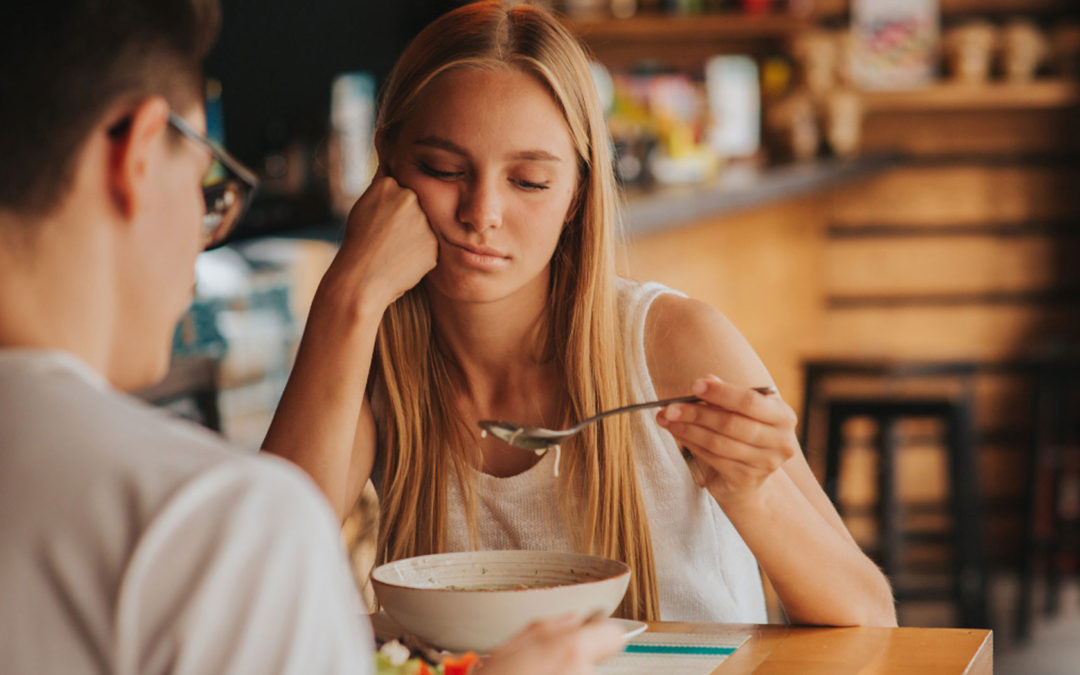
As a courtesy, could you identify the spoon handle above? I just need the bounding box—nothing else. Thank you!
[573,386,777,432]
[577,395,701,429]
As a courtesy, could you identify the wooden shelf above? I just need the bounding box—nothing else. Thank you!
[861,80,1080,113]
[562,13,805,69]
[811,0,1075,19]
[562,13,805,43]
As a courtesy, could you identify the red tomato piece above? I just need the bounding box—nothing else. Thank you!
[442,652,480,675]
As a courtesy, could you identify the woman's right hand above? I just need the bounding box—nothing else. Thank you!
[477,614,626,675]
[331,168,438,310]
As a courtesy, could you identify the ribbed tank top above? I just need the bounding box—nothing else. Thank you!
[441,279,768,622]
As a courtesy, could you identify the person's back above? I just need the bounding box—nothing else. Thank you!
[0,2,630,672]
[0,349,372,673]
[0,2,375,671]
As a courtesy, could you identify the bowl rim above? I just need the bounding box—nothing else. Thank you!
[371,550,631,593]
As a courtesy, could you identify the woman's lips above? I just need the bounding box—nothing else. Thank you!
[441,237,510,270]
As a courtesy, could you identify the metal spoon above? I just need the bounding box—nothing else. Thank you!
[478,386,777,452]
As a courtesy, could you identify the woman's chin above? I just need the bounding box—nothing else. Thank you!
[425,263,552,308]
[426,269,506,304]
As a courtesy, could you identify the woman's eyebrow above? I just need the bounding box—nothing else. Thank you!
[414,136,562,162]
[415,136,465,154]
[511,149,562,162]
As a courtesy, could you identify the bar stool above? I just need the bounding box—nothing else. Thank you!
[1015,355,1080,641]
[820,395,988,628]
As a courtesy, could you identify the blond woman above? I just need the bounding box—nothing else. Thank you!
[265,0,895,627]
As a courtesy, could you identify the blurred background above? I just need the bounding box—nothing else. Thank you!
[141,1,1080,671]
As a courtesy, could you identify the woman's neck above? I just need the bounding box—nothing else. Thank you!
[427,272,559,416]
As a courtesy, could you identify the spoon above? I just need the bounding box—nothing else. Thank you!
[478,386,777,452]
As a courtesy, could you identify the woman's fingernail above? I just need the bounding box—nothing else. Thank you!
[666,405,683,420]
[691,379,707,395]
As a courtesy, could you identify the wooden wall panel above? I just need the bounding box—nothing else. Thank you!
[821,305,1079,360]
[828,166,1080,226]
[860,110,1080,156]
[623,155,1077,594]
[825,236,1078,296]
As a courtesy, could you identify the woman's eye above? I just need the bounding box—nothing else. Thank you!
[513,178,550,191]
[417,162,463,180]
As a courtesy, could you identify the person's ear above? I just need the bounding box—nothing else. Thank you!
[107,97,171,221]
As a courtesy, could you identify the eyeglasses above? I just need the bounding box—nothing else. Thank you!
[166,112,259,249]
[108,111,259,249]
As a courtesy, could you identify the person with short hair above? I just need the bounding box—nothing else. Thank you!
[0,2,624,673]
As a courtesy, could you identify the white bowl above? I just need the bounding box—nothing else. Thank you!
[371,550,631,653]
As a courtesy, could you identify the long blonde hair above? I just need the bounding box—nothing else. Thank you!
[371,1,659,620]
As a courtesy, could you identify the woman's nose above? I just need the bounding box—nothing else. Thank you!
[456,178,502,233]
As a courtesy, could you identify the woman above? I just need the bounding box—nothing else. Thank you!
[265,0,895,626]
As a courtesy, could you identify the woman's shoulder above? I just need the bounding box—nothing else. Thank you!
[641,288,771,399]
[646,291,734,342]
[615,276,684,305]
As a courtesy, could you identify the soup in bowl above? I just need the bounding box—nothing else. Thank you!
[371,550,631,653]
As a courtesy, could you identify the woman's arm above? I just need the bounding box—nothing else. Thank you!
[645,294,897,627]
[262,175,436,520]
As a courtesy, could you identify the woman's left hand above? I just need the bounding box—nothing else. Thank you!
[657,375,800,507]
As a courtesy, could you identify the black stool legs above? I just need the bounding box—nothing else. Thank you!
[822,398,988,628]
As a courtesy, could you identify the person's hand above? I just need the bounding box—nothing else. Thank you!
[476,614,626,675]
[330,166,438,309]
[657,375,799,506]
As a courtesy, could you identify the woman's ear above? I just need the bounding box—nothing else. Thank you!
[107,97,170,221]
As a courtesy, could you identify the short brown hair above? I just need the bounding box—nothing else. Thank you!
[0,0,221,216]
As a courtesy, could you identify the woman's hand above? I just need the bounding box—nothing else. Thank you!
[477,614,625,675]
[657,375,800,507]
[329,168,438,310]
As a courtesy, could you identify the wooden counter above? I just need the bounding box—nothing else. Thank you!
[646,621,993,674]
[621,155,897,235]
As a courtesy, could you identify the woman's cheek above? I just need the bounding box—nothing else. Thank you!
[404,176,455,223]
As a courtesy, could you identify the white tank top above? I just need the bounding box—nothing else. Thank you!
[444,279,768,623]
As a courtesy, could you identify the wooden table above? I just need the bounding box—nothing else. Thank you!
[373,612,992,673]
[647,622,993,674]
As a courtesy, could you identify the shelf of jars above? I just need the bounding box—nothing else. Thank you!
[561,12,805,41]
[810,0,1076,19]
[860,78,1080,112]
[561,11,805,68]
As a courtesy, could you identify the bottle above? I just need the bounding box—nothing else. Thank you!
[328,72,376,217]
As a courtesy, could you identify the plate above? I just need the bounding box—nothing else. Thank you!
[610,618,647,640]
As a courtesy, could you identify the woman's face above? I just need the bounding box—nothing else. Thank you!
[388,67,579,304]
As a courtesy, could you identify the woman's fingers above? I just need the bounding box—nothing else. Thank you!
[660,402,785,450]
[687,375,796,428]
[332,173,438,307]
[663,418,794,471]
